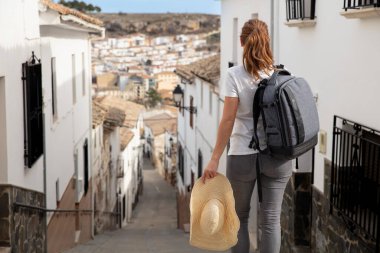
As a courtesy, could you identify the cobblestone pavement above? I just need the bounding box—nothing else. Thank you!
[64,159,223,253]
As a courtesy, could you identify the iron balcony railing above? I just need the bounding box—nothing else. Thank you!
[330,116,380,252]
[343,0,380,10]
[286,0,316,21]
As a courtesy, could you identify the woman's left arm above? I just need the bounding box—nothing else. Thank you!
[201,96,239,183]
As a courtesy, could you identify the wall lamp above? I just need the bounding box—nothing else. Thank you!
[172,84,197,114]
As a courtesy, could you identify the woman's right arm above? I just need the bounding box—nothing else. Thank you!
[201,96,239,183]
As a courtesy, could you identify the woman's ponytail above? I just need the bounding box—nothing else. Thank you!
[241,19,273,80]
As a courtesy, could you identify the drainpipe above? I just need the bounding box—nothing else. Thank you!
[42,112,48,253]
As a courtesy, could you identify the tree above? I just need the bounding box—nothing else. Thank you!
[58,0,102,13]
[145,88,162,108]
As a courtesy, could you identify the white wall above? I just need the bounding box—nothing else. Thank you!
[195,79,226,177]
[0,0,43,191]
[40,26,92,211]
[277,1,380,192]
[220,0,271,99]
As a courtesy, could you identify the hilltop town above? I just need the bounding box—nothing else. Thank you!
[92,30,220,103]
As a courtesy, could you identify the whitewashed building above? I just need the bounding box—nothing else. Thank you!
[0,0,104,252]
[97,96,145,227]
[174,55,225,229]
[221,0,380,252]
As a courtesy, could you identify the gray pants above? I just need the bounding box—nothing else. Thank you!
[227,154,292,253]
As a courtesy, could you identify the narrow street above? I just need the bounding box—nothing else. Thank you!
[64,159,213,253]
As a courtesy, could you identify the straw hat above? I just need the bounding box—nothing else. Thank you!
[190,173,240,251]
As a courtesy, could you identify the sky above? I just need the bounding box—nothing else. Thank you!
[80,0,221,14]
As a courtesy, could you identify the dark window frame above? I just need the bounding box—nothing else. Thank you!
[343,0,380,10]
[190,96,194,129]
[83,139,89,195]
[285,0,316,21]
[22,54,44,168]
[198,150,203,178]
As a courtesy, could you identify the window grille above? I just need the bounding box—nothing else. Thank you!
[343,0,380,10]
[330,116,380,252]
[286,0,316,21]
[22,52,44,168]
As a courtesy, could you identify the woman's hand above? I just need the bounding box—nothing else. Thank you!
[201,159,219,183]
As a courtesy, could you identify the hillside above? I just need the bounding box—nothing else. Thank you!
[92,13,220,37]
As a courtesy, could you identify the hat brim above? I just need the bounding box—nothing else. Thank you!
[189,174,240,251]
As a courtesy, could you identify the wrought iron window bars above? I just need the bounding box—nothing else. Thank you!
[286,0,316,21]
[330,116,380,252]
[343,0,380,10]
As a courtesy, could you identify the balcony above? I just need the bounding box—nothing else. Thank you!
[330,116,380,252]
[341,0,380,18]
[285,0,317,27]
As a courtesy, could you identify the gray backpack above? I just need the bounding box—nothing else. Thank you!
[249,68,319,202]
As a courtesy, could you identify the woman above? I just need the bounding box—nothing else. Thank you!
[201,19,292,253]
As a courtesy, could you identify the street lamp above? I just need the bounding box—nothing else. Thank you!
[172,84,197,114]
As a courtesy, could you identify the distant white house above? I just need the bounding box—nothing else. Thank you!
[143,111,177,178]
[98,96,145,226]
[0,0,104,252]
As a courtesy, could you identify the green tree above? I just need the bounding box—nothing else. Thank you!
[59,0,102,13]
[145,88,162,108]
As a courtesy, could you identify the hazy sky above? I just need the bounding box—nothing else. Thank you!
[79,0,221,14]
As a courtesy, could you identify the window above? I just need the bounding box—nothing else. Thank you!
[178,145,184,181]
[51,57,57,121]
[198,150,203,178]
[190,96,194,129]
[330,116,380,249]
[22,55,44,168]
[285,0,316,21]
[123,195,126,220]
[343,0,380,10]
[56,179,60,205]
[82,52,86,96]
[72,54,76,104]
[83,139,89,195]
[209,90,212,115]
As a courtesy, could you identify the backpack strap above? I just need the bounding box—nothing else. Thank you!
[248,80,267,150]
[256,154,263,203]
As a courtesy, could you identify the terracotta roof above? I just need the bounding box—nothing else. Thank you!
[161,105,179,115]
[145,113,177,136]
[158,89,174,100]
[92,101,107,128]
[40,0,103,26]
[175,55,220,86]
[191,55,220,86]
[120,129,134,150]
[98,96,145,128]
[175,65,194,82]
[103,107,126,133]
[96,73,118,88]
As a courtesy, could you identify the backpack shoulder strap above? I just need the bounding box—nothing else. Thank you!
[249,80,267,150]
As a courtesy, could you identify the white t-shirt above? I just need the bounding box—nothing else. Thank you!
[225,65,273,156]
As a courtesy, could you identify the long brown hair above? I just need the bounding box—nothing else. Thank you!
[241,19,273,80]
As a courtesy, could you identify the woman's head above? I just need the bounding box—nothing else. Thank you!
[240,19,273,79]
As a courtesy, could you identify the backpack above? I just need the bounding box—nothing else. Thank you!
[249,67,319,202]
